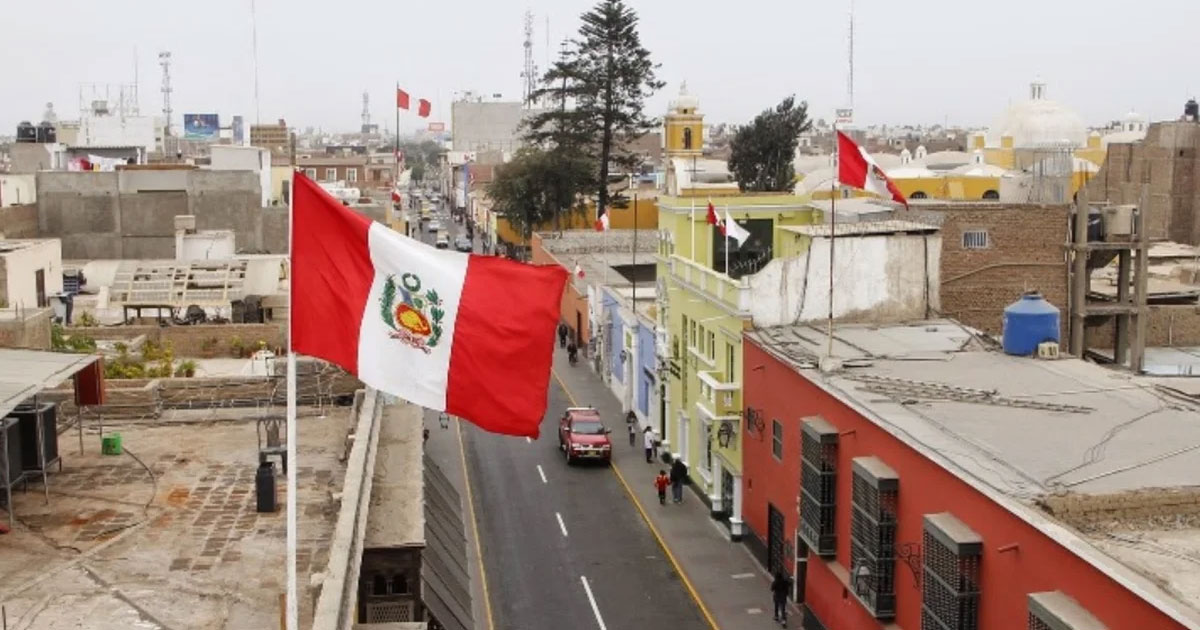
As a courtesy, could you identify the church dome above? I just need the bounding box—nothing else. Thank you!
[987,81,1087,149]
[670,82,700,113]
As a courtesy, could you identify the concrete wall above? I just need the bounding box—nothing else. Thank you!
[451,101,542,153]
[0,307,52,349]
[210,145,272,207]
[0,204,38,238]
[0,240,63,308]
[1088,305,1200,348]
[748,232,941,327]
[0,174,37,207]
[69,322,286,357]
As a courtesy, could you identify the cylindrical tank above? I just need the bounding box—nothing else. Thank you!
[255,462,277,513]
[1002,291,1061,356]
[36,121,56,143]
[16,121,36,143]
[1186,98,1199,121]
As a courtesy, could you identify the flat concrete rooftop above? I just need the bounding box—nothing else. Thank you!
[0,407,352,629]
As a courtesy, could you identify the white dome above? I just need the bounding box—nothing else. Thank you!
[670,82,700,112]
[988,83,1087,149]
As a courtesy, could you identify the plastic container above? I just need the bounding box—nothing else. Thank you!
[1002,291,1060,356]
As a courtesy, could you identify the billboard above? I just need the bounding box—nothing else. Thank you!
[232,115,245,144]
[183,114,220,140]
[427,122,446,132]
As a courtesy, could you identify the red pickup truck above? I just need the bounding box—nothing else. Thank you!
[558,407,612,465]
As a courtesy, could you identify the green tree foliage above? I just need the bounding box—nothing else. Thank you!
[525,0,663,217]
[399,140,442,183]
[728,96,813,192]
[488,147,593,240]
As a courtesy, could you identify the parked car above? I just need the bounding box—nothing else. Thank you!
[558,407,612,465]
[454,236,473,252]
[428,220,441,233]
[435,235,450,249]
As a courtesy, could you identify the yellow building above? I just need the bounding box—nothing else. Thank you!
[657,87,820,539]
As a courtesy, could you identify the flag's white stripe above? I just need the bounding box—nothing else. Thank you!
[357,223,469,411]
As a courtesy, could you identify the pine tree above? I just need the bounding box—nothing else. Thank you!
[728,96,813,192]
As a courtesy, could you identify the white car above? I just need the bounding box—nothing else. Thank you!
[428,220,441,232]
[435,235,450,249]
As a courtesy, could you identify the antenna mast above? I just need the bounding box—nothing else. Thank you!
[159,51,173,137]
[847,0,855,112]
[361,91,371,133]
[521,11,538,107]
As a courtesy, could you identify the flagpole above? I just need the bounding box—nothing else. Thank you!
[724,204,730,276]
[689,198,695,263]
[827,125,837,358]
[285,169,299,629]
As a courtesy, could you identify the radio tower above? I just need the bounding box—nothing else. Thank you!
[361,91,371,133]
[159,51,173,136]
[521,11,538,107]
[846,0,855,112]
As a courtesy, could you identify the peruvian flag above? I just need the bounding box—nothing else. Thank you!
[594,211,610,232]
[574,262,585,279]
[396,88,410,110]
[705,201,719,227]
[292,173,568,437]
[391,187,401,203]
[418,99,432,118]
[723,207,751,247]
[837,131,908,207]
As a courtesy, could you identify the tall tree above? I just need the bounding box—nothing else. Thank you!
[488,147,592,244]
[728,96,813,192]
[526,0,663,219]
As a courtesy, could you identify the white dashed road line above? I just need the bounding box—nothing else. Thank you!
[526,436,532,444]
[580,576,608,630]
[556,512,569,537]
[537,465,547,484]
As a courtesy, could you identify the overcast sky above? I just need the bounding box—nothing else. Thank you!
[3,0,1197,135]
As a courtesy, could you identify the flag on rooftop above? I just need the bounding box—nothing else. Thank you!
[418,99,432,118]
[396,88,411,110]
[705,201,719,227]
[837,131,908,208]
[291,173,567,437]
[594,211,610,232]
[723,208,750,247]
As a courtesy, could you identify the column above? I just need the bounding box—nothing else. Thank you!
[730,472,745,541]
[709,456,724,517]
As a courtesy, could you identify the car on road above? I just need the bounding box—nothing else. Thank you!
[435,235,450,249]
[428,220,441,232]
[558,407,611,464]
[454,236,473,252]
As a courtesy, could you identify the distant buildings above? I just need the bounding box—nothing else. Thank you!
[250,120,290,155]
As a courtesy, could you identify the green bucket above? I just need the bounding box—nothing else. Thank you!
[101,433,123,456]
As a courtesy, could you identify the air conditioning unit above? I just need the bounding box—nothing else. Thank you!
[1037,342,1061,360]
[1102,205,1135,240]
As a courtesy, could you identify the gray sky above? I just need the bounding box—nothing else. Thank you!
[3,0,1197,135]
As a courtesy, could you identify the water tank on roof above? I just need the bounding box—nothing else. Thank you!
[1186,98,1199,122]
[36,121,56,143]
[1002,291,1060,356]
[16,121,36,143]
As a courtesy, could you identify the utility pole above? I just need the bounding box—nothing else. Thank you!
[159,51,173,137]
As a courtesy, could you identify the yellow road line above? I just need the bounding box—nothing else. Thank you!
[456,418,496,630]
[552,369,720,630]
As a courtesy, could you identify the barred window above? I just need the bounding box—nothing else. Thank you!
[962,229,989,249]
[921,513,981,630]
[798,417,838,557]
[772,420,784,460]
[850,456,899,619]
[1028,592,1109,630]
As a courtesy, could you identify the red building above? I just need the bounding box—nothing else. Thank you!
[741,321,1200,630]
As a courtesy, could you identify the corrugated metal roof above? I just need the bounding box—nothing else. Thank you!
[421,454,472,630]
[0,349,98,418]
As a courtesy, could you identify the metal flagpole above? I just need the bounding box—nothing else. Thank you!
[827,125,837,358]
[632,178,638,305]
[724,205,730,276]
[285,165,299,629]
[689,198,696,262]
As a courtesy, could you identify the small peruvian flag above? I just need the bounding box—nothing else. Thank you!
[396,88,410,111]
[594,212,610,232]
[574,262,585,279]
[418,99,432,118]
[837,131,908,207]
[391,188,401,203]
[705,201,719,227]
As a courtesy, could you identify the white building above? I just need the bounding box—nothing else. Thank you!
[210,145,272,207]
[0,174,36,207]
[0,239,63,309]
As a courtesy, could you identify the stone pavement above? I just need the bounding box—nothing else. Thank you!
[549,348,802,630]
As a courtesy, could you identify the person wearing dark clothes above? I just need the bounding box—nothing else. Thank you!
[626,411,637,447]
[557,322,568,348]
[567,341,578,365]
[771,570,791,626]
[654,470,670,505]
[669,458,688,503]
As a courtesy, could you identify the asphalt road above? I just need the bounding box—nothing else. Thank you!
[412,195,708,630]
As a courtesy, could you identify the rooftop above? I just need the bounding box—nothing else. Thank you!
[365,403,424,548]
[537,231,656,298]
[748,320,1200,626]
[0,405,353,629]
[780,219,937,238]
[0,348,98,418]
[0,239,56,255]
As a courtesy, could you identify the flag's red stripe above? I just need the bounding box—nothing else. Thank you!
[292,173,374,374]
[445,256,567,437]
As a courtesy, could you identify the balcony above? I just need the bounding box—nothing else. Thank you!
[696,369,741,421]
[668,255,752,316]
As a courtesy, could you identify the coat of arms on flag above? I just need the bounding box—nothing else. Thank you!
[380,273,445,353]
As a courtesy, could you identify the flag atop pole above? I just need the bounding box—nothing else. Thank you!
[836,130,908,207]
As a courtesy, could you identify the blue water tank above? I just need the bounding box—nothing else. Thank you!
[1002,291,1061,356]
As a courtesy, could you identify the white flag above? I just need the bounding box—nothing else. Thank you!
[724,208,750,247]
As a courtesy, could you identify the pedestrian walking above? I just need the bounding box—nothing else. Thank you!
[626,411,638,447]
[771,570,791,626]
[669,458,688,503]
[643,426,655,463]
[557,322,568,348]
[654,470,670,505]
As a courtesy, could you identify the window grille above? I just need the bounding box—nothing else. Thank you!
[798,417,837,557]
[850,456,898,619]
[921,513,981,630]
[772,420,784,460]
[1027,591,1109,630]
[962,230,989,249]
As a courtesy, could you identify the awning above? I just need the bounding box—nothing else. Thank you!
[0,349,99,418]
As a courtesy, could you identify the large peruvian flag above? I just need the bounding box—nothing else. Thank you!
[837,131,908,207]
[292,173,567,437]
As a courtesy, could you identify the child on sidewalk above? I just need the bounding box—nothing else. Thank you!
[654,470,670,505]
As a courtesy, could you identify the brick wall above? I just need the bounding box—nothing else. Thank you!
[1087,304,1200,348]
[914,203,1070,336]
[0,308,52,349]
[69,323,285,357]
[0,204,38,238]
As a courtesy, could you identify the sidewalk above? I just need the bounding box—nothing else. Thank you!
[550,348,801,630]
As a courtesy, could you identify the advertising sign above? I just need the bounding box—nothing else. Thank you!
[835,108,854,125]
[427,122,446,132]
[183,114,220,140]
[232,115,245,144]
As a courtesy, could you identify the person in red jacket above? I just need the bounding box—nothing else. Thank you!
[654,470,670,505]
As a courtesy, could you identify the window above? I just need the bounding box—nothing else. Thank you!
[697,326,706,354]
[771,420,784,460]
[850,456,899,619]
[799,417,838,557]
[981,189,999,200]
[706,330,715,361]
[325,167,338,181]
[713,217,773,278]
[725,343,734,382]
[961,230,989,250]
[922,513,981,630]
[689,319,697,348]
[683,127,693,150]
[347,168,358,183]
[391,574,409,595]
[911,191,928,199]
[701,422,712,473]
[305,168,316,179]
[1028,592,1107,630]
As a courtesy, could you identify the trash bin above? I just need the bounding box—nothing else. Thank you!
[101,433,122,456]
[256,462,277,513]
